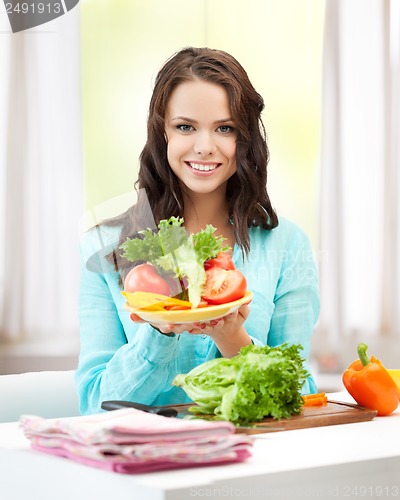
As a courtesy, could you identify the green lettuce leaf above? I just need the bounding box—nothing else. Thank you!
[173,343,309,423]
[156,234,205,307]
[119,217,188,263]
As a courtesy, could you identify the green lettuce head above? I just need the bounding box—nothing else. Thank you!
[173,343,309,423]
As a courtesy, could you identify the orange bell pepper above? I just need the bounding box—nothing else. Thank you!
[342,343,400,416]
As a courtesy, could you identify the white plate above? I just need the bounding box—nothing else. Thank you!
[127,291,253,325]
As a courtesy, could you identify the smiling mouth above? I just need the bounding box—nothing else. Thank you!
[186,162,221,172]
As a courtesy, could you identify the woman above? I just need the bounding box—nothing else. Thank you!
[76,47,320,415]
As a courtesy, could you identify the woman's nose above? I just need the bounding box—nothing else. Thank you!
[193,132,216,156]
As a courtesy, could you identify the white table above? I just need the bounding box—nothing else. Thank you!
[1,392,399,500]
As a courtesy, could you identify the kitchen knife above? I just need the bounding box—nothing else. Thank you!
[101,400,179,417]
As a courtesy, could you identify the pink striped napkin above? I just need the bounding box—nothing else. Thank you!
[20,408,253,474]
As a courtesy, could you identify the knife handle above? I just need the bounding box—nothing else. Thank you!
[101,400,178,417]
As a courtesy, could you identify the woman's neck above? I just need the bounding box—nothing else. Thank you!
[183,190,235,248]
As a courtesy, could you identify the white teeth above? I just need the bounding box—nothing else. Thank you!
[189,162,218,171]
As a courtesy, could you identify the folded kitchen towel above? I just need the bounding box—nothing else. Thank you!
[20,408,253,474]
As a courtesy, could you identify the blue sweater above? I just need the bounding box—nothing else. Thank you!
[75,218,320,415]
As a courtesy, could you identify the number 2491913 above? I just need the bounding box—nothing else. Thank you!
[5,3,62,14]
[343,485,399,497]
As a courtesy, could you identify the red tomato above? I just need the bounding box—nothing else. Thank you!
[204,252,235,271]
[201,268,247,305]
[124,263,171,295]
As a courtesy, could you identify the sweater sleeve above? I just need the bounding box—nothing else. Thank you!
[268,226,320,394]
[75,228,185,415]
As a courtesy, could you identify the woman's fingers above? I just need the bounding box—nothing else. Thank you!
[130,313,145,323]
[237,304,251,321]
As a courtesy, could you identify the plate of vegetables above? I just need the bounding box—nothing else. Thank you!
[120,217,251,324]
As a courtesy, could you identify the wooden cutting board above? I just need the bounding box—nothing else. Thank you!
[167,400,378,434]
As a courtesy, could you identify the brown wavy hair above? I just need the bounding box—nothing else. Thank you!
[103,47,278,280]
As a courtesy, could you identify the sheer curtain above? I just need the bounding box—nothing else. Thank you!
[0,9,82,347]
[316,0,400,365]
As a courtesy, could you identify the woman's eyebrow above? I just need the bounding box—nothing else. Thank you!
[214,118,234,124]
[171,116,234,124]
[171,116,197,123]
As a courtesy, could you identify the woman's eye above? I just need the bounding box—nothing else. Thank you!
[218,125,234,133]
[177,124,194,132]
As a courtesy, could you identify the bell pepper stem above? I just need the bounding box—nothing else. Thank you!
[357,343,370,367]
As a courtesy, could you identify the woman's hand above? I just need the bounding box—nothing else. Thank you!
[186,304,250,337]
[203,304,252,358]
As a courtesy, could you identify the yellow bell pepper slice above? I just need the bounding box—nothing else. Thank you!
[121,291,192,311]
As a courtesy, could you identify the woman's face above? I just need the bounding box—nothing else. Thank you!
[165,79,237,196]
